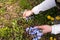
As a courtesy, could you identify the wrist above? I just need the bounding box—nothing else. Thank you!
[31,10,34,15]
[50,26,52,33]
[31,10,34,13]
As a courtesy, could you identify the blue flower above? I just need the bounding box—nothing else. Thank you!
[26,28,29,32]
[33,37,38,40]
[26,26,43,40]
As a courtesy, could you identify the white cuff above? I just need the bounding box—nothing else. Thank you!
[51,24,60,34]
[32,5,42,14]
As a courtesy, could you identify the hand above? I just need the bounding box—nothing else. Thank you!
[36,25,52,34]
[23,10,33,18]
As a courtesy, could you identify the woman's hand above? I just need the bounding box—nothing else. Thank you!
[36,25,52,34]
[23,10,33,18]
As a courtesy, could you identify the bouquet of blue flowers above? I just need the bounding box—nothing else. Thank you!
[26,26,43,40]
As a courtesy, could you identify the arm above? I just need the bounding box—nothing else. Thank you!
[36,24,60,34]
[51,24,60,34]
[23,0,56,18]
[32,0,56,14]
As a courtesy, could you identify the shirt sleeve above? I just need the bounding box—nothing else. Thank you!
[32,0,56,14]
[51,24,60,34]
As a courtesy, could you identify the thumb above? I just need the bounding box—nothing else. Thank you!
[23,10,27,17]
[42,30,47,34]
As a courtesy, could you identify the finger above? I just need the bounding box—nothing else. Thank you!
[23,13,26,18]
[23,12,26,17]
[42,30,47,34]
[23,14,26,18]
[23,10,27,17]
[35,26,44,29]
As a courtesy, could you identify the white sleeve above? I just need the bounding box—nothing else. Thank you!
[32,0,56,14]
[51,24,60,34]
